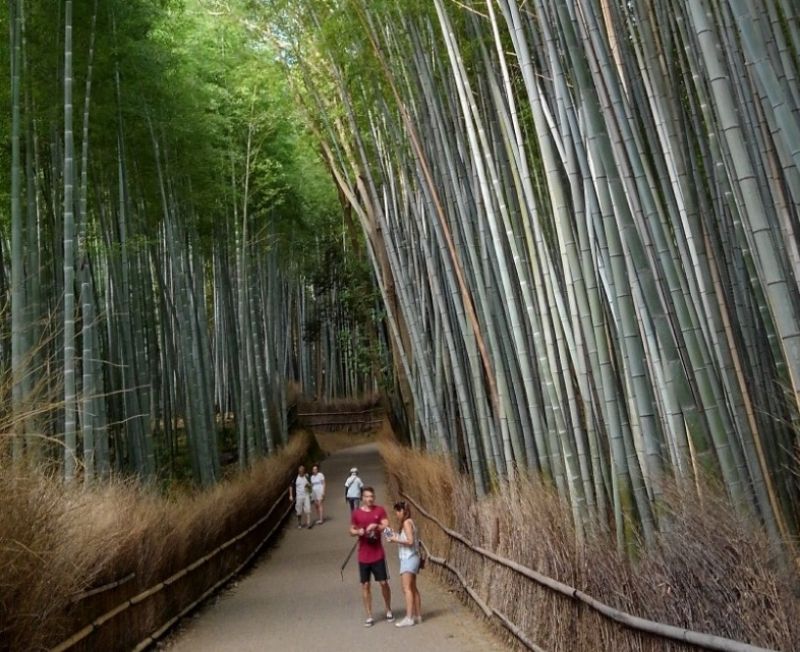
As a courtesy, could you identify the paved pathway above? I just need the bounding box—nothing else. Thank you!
[166,442,507,652]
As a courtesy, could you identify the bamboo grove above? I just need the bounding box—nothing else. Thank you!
[0,0,381,486]
[270,0,800,547]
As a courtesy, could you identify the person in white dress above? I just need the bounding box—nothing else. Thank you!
[310,464,326,525]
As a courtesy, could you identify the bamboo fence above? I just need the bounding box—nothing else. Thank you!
[402,492,776,652]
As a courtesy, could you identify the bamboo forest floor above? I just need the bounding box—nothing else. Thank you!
[163,442,507,652]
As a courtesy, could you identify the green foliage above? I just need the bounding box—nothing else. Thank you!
[0,0,341,250]
[0,0,377,480]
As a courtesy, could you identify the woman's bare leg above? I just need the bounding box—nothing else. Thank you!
[401,573,414,619]
[411,574,421,620]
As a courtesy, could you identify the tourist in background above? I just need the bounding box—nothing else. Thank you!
[288,464,312,529]
[310,463,326,524]
[345,467,363,512]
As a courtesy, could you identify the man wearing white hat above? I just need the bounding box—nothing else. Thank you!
[344,467,364,512]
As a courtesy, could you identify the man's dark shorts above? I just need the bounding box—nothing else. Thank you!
[359,559,389,583]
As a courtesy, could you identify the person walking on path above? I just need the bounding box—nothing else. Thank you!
[289,464,313,529]
[344,467,364,512]
[386,501,422,627]
[311,463,326,524]
[349,486,393,627]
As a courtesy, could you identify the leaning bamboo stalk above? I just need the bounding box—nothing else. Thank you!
[350,0,500,423]
[687,2,800,418]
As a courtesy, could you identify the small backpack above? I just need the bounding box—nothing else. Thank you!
[418,545,427,570]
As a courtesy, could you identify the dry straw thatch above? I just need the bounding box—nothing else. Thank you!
[0,430,312,651]
[380,432,800,651]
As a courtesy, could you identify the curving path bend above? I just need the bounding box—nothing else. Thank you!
[165,442,507,652]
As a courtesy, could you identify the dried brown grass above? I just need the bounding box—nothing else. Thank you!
[286,380,302,407]
[0,431,312,651]
[380,436,800,651]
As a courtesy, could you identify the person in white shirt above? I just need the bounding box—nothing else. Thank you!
[345,468,364,512]
[310,464,326,525]
[288,464,312,529]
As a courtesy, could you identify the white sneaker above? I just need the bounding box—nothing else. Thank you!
[364,617,374,627]
[385,610,394,622]
[395,617,415,628]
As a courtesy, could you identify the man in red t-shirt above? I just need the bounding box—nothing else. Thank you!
[349,486,393,627]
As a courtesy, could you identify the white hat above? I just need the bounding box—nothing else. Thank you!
[350,467,358,474]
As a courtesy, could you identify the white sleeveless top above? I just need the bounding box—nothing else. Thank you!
[397,521,420,561]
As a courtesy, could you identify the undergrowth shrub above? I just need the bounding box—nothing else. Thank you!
[380,434,800,651]
[0,430,312,651]
[0,473,114,650]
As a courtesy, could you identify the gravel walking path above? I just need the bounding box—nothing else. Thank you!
[165,442,507,652]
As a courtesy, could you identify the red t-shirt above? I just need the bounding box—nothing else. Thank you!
[351,505,388,563]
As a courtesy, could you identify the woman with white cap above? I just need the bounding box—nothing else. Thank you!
[344,467,364,512]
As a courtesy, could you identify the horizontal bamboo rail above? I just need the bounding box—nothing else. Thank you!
[297,405,383,417]
[299,419,384,428]
[296,406,383,417]
[70,573,136,603]
[51,496,292,652]
[402,493,776,652]
[421,541,546,652]
[131,501,292,652]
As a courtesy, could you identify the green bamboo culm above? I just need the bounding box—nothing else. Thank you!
[274,0,800,546]
[63,0,77,482]
[1,0,375,486]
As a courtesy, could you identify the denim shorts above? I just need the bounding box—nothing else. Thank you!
[399,554,420,575]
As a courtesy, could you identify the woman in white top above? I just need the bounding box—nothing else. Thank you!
[386,500,422,627]
[288,464,312,529]
[310,464,326,525]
